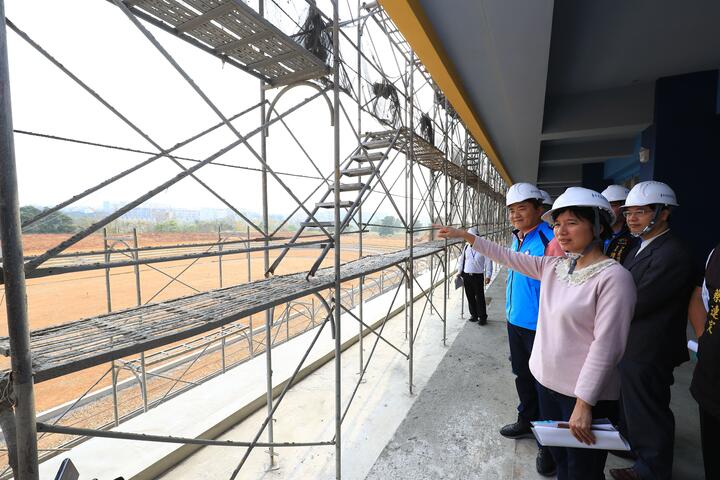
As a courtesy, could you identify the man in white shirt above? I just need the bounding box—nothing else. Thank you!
[456,226,493,325]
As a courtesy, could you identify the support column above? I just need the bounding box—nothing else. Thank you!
[0,3,40,475]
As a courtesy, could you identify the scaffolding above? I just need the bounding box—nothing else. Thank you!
[0,1,509,478]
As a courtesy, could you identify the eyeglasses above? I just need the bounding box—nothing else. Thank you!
[622,209,651,218]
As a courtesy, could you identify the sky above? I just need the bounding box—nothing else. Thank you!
[5,0,466,225]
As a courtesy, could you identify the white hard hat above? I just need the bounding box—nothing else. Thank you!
[538,190,553,207]
[541,187,616,225]
[468,226,479,235]
[601,185,630,203]
[623,181,679,208]
[506,182,543,207]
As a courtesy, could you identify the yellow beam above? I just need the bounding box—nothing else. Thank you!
[378,0,513,185]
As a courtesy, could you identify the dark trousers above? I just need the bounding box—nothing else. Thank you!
[461,272,487,321]
[507,322,539,423]
[699,404,720,480]
[619,360,675,480]
[537,384,610,480]
[606,400,623,434]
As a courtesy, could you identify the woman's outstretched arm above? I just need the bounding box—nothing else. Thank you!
[434,225,545,280]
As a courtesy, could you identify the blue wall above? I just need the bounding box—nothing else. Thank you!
[639,70,720,263]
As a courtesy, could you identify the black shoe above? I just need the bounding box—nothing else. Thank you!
[478,317,487,326]
[536,446,556,477]
[468,317,478,323]
[609,467,641,480]
[499,418,533,439]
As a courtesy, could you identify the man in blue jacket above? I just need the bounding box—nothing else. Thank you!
[499,183,560,477]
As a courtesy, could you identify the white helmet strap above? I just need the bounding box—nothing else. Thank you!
[566,207,603,274]
[632,204,663,238]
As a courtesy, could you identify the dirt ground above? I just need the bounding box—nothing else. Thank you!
[0,231,417,412]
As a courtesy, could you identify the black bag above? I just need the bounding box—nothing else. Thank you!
[455,246,466,290]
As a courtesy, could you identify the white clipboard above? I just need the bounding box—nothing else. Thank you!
[531,419,631,451]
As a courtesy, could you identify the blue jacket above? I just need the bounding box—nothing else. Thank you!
[506,222,554,331]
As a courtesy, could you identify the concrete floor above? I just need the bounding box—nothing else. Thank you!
[74,265,702,480]
[155,269,471,480]
[366,269,704,480]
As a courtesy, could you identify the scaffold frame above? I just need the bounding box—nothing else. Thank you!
[0,1,509,478]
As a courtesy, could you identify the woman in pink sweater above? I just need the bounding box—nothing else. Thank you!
[438,187,636,480]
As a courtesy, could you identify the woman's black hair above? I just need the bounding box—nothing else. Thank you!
[550,206,613,241]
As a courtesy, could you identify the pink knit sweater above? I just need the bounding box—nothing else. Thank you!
[471,236,636,405]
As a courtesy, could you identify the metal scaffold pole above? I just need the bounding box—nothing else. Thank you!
[429,171,435,318]
[403,53,409,343]
[217,226,224,289]
[132,228,149,412]
[0,3,514,476]
[463,131,468,228]
[247,226,254,358]
[356,0,364,375]
[332,1,342,478]
[102,229,121,427]
[0,2,40,477]
[443,108,449,342]
[258,0,276,470]
[408,51,415,395]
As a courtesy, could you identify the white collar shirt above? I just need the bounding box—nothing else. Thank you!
[457,244,493,277]
[635,228,670,256]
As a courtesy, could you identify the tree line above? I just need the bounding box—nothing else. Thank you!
[373,215,426,236]
[20,206,74,233]
[18,206,299,234]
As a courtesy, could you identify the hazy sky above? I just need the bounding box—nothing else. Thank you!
[5,0,464,224]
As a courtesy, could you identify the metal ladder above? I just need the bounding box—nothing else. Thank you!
[466,137,482,170]
[266,129,403,279]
